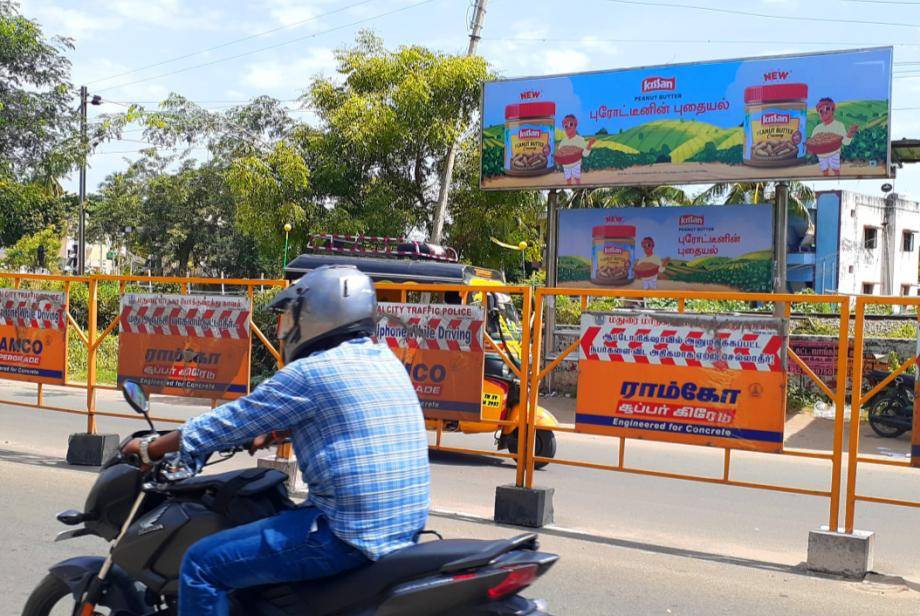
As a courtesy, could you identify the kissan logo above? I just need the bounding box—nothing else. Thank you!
[518,128,543,139]
[679,214,704,226]
[641,76,676,93]
[761,112,790,125]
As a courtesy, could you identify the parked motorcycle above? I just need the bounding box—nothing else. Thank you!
[23,380,558,616]
[864,369,914,438]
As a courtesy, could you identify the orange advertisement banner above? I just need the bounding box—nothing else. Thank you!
[117,294,251,400]
[376,303,485,421]
[0,289,67,385]
[576,311,788,452]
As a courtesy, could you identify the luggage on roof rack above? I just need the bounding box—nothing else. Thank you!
[307,234,459,263]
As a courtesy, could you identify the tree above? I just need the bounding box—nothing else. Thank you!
[0,1,79,181]
[0,174,66,246]
[446,137,543,274]
[305,31,488,235]
[581,185,692,208]
[2,226,61,272]
[694,181,814,207]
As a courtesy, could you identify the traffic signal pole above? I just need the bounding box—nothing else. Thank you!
[78,85,88,275]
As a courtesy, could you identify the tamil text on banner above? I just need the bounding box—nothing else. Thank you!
[481,48,892,190]
[576,311,788,452]
[117,294,251,399]
[376,303,484,421]
[0,289,66,384]
[557,205,773,292]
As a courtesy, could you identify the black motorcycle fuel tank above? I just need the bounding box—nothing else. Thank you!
[84,463,143,541]
[114,500,230,595]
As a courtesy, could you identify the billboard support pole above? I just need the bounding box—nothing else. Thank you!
[543,189,559,391]
[773,182,789,316]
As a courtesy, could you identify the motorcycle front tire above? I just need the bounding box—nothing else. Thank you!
[867,396,910,438]
[22,574,76,616]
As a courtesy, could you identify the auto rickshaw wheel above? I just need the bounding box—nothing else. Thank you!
[506,429,557,469]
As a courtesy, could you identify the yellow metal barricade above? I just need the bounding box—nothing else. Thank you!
[523,287,850,532]
[845,296,920,532]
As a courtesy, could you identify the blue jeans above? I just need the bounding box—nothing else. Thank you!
[179,506,369,616]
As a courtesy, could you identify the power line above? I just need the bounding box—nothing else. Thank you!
[842,0,920,4]
[605,0,920,28]
[86,0,378,86]
[483,36,920,48]
[95,0,441,93]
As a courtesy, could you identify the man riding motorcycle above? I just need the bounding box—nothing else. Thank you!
[122,265,431,616]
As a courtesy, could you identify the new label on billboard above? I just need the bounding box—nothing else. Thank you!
[558,205,773,292]
[481,48,892,189]
[0,289,67,384]
[117,294,251,399]
[576,311,788,452]
[376,303,484,421]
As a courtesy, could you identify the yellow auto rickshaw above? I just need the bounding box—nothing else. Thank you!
[285,236,559,465]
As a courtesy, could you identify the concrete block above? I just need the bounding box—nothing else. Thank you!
[66,433,120,466]
[807,527,875,578]
[494,484,554,528]
[257,456,307,498]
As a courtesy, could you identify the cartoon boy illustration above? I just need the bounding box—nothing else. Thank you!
[558,114,596,185]
[810,98,859,177]
[635,236,670,290]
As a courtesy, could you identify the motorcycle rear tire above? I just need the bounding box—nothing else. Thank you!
[867,397,910,438]
[21,573,80,616]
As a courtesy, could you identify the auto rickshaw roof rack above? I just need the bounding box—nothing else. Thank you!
[307,233,459,263]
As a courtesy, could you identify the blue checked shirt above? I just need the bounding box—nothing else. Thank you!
[178,337,431,560]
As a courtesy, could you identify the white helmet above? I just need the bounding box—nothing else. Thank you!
[270,265,377,363]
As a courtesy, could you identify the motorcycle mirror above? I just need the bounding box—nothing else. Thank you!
[122,380,149,415]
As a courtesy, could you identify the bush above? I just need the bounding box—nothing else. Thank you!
[67,329,118,384]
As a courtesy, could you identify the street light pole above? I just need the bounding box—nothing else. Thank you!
[78,86,88,275]
[282,223,292,275]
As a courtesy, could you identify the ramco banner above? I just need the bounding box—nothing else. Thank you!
[376,303,484,421]
[576,311,788,452]
[117,294,251,399]
[558,205,773,292]
[481,47,892,189]
[0,289,67,384]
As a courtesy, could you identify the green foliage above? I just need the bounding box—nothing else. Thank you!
[0,1,79,180]
[557,256,591,282]
[787,381,824,413]
[67,329,118,384]
[687,143,743,164]
[841,124,888,164]
[1,226,61,271]
[0,175,66,247]
[665,258,772,291]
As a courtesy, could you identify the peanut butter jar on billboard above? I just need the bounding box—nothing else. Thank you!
[0,289,67,384]
[375,303,485,422]
[117,294,251,400]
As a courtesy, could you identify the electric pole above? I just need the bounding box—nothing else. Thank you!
[78,85,88,275]
[430,0,489,244]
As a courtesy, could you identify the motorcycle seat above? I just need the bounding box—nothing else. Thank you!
[252,534,537,615]
[166,468,287,497]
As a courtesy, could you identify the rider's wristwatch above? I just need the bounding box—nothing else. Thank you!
[138,435,158,465]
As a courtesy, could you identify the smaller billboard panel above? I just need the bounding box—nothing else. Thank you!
[0,289,67,384]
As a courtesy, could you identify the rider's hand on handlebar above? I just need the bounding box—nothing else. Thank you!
[248,431,290,455]
[122,438,152,473]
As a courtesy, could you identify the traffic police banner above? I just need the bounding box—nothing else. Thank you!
[376,303,484,421]
[576,310,788,453]
[0,289,67,384]
[117,294,251,399]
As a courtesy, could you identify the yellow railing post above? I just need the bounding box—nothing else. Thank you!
[86,276,99,434]
[844,298,866,533]
[522,288,540,488]
[828,298,850,531]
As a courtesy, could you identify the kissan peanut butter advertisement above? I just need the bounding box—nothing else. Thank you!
[481,47,892,189]
[558,205,774,292]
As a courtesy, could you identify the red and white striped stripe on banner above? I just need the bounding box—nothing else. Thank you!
[0,297,65,330]
[579,323,783,372]
[120,298,250,339]
[375,314,484,352]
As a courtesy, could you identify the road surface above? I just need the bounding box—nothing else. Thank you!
[2,380,920,582]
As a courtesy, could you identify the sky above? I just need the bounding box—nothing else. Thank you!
[17,0,920,201]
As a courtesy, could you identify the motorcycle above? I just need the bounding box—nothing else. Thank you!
[23,380,558,616]
[864,369,914,438]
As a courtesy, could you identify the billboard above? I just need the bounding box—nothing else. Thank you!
[376,303,484,421]
[481,48,892,189]
[558,205,773,292]
[0,289,67,384]
[576,311,788,452]
[117,294,251,399]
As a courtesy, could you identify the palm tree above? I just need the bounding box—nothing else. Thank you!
[576,185,692,208]
[694,181,814,208]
